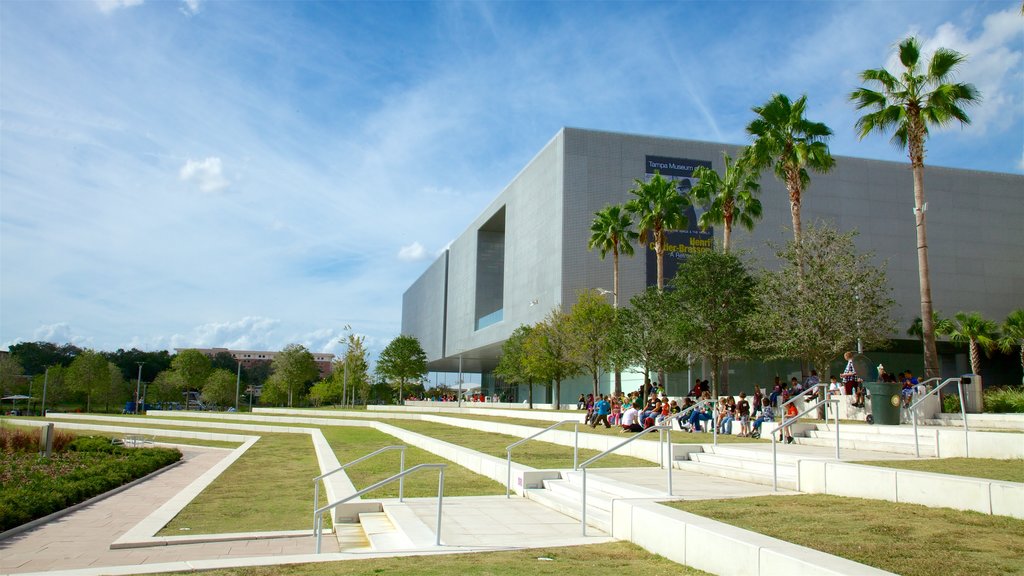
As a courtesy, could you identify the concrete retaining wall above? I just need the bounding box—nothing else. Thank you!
[613,499,894,576]
[797,460,1024,519]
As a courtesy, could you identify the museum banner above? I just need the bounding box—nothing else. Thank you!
[643,155,714,287]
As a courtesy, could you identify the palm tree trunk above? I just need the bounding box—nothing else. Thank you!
[912,153,940,379]
[969,338,980,376]
[723,214,733,253]
[655,231,665,291]
[612,249,621,395]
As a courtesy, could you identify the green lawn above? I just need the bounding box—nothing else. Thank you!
[665,494,1024,576]
[147,541,710,576]
[852,457,1024,483]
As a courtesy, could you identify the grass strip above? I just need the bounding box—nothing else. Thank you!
[147,540,710,575]
[665,494,1024,576]
[384,419,652,469]
[852,457,1024,483]
[158,433,321,535]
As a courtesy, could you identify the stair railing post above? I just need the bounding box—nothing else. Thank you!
[958,379,969,457]
[573,423,579,470]
[771,432,778,492]
[712,395,718,446]
[833,399,840,460]
[399,448,406,502]
[581,468,588,536]
[506,449,512,498]
[436,468,444,546]
[314,513,322,554]
[666,430,673,496]
[913,407,920,457]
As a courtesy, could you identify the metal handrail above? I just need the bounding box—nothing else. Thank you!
[578,424,672,536]
[675,398,718,445]
[314,446,406,517]
[505,420,579,498]
[772,397,839,491]
[313,463,446,553]
[909,377,966,458]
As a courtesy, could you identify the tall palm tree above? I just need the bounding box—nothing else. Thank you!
[941,312,1000,377]
[588,204,638,308]
[907,312,952,341]
[850,36,980,379]
[745,93,835,261]
[625,171,688,291]
[588,204,638,396]
[998,309,1024,384]
[691,152,762,253]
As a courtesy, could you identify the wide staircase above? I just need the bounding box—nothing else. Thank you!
[794,423,940,456]
[673,444,801,490]
[332,505,437,552]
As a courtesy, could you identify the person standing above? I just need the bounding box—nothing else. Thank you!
[591,394,612,428]
[841,351,858,397]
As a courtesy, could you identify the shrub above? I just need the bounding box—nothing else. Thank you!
[942,394,961,413]
[983,387,1024,413]
[0,427,39,452]
[0,444,182,531]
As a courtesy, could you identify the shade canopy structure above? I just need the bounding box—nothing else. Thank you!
[2,395,35,413]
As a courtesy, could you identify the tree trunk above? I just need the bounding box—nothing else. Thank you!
[613,249,622,395]
[911,143,940,379]
[655,229,665,291]
[528,381,534,409]
[723,206,733,253]
[553,379,561,410]
[787,169,804,280]
[969,338,981,376]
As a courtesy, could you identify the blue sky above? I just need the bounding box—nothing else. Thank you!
[1,0,1021,364]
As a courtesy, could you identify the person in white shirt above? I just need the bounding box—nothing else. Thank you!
[620,404,642,432]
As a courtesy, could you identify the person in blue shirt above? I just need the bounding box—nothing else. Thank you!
[591,394,612,428]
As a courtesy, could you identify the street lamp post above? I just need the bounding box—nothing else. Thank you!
[235,360,241,411]
[135,362,144,415]
[41,367,49,416]
[340,324,351,408]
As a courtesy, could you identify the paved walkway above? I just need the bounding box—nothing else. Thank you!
[0,446,336,575]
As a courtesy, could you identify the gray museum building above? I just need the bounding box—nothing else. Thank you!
[402,127,1023,404]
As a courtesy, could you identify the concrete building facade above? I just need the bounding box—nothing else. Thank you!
[402,128,1024,403]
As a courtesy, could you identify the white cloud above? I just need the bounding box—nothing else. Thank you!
[397,241,428,262]
[179,157,229,193]
[895,8,1024,137]
[169,316,281,351]
[95,0,144,14]
[180,0,200,16]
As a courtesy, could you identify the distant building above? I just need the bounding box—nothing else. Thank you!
[175,347,335,379]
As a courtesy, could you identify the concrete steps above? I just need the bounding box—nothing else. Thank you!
[674,445,799,490]
[793,424,939,456]
[524,469,665,534]
[333,522,372,552]
[358,511,414,551]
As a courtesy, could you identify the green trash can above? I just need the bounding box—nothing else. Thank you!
[864,381,901,425]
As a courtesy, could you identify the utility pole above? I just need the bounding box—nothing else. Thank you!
[41,367,50,416]
[339,324,351,408]
[135,362,144,414]
[235,360,242,411]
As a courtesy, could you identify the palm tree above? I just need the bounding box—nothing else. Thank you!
[907,312,952,341]
[588,204,638,308]
[691,152,762,253]
[941,312,1000,377]
[745,93,835,261]
[625,171,688,291]
[850,36,980,379]
[998,309,1024,384]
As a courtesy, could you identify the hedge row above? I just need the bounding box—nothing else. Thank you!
[0,436,181,532]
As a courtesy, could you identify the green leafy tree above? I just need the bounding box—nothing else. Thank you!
[66,350,109,412]
[202,368,237,407]
[669,250,757,397]
[523,309,579,410]
[171,349,212,409]
[941,312,1000,378]
[998,309,1024,384]
[566,289,616,399]
[691,152,762,253]
[745,93,835,272]
[851,36,980,379]
[308,377,341,407]
[259,373,289,406]
[103,362,128,412]
[105,348,172,382]
[269,344,319,407]
[495,325,541,409]
[31,364,70,408]
[340,333,371,406]
[149,370,183,405]
[210,351,239,372]
[8,342,81,374]
[0,354,24,397]
[376,335,428,403]
[610,287,688,399]
[625,171,689,291]
[752,223,895,397]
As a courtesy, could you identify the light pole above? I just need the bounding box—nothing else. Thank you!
[135,362,144,414]
[235,360,241,411]
[339,324,351,408]
[41,367,50,416]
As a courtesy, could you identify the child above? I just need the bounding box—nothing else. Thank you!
[736,392,751,437]
[751,398,774,438]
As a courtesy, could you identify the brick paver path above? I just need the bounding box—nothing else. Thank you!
[0,445,335,574]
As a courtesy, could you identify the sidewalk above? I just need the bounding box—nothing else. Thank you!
[0,446,336,575]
